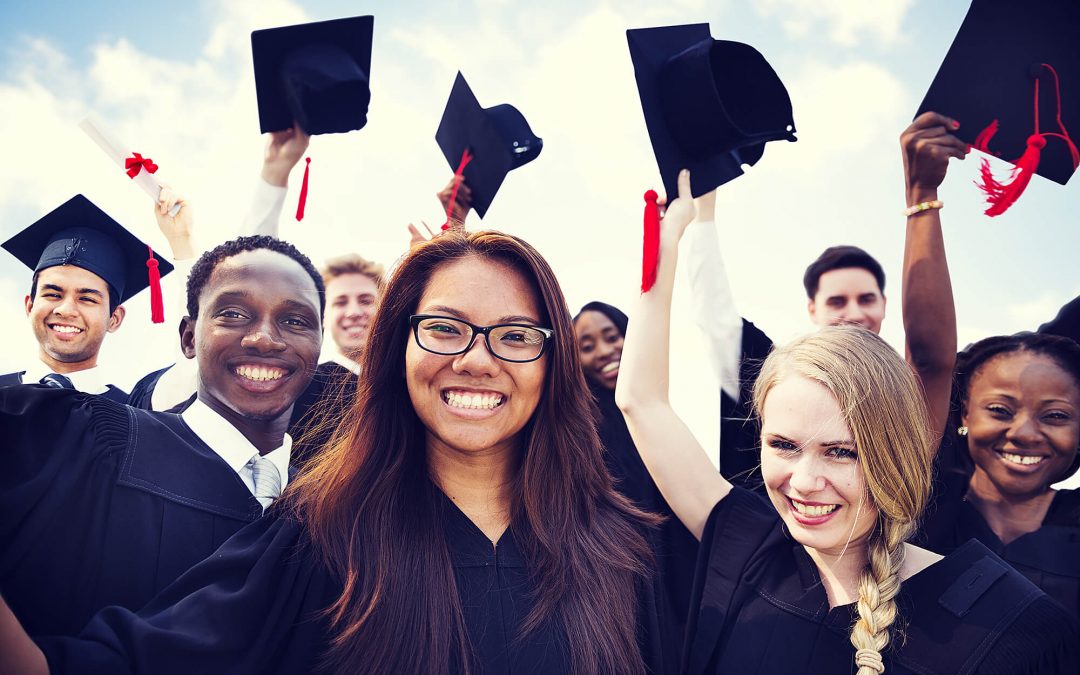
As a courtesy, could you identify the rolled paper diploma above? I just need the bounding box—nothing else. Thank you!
[78,114,182,216]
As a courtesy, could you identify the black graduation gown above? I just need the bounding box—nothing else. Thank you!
[0,385,263,638]
[683,488,1080,675]
[36,491,673,674]
[718,319,773,490]
[591,381,698,659]
[917,470,1080,620]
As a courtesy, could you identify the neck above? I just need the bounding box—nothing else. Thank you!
[804,540,871,608]
[196,390,290,455]
[428,435,517,542]
[966,470,1054,544]
[39,350,96,375]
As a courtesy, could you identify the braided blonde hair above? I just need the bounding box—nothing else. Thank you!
[753,327,933,674]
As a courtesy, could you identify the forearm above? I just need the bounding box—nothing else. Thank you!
[242,179,287,237]
[617,229,730,539]
[0,596,48,675]
[902,187,957,437]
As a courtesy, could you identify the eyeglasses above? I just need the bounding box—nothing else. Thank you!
[409,314,553,363]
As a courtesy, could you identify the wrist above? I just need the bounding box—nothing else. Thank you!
[906,187,939,206]
[260,163,290,188]
[166,235,195,261]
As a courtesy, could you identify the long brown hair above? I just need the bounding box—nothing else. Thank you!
[288,231,656,674]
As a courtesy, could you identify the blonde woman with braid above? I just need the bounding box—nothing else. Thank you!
[617,170,1080,674]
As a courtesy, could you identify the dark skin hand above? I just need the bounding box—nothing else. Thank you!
[408,176,474,247]
[900,111,966,443]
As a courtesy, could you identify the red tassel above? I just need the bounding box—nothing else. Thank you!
[977,134,1046,217]
[295,157,311,221]
[442,149,474,231]
[146,245,164,324]
[972,120,999,154]
[641,190,660,292]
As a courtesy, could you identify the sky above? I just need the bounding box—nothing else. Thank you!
[1,0,1077,462]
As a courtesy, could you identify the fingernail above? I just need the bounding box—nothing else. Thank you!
[952,120,960,129]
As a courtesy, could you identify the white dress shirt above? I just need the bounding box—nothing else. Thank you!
[21,360,112,395]
[181,397,292,499]
[328,351,361,375]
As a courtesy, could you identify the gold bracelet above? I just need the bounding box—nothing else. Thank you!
[903,200,944,217]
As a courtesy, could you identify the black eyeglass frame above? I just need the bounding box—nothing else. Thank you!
[409,314,554,363]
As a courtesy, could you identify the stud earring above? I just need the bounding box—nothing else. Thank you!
[957,426,969,437]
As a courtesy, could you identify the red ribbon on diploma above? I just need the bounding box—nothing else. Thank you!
[125,152,159,179]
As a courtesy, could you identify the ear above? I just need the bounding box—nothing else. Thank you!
[24,295,33,316]
[106,305,126,333]
[180,316,197,360]
[806,298,817,323]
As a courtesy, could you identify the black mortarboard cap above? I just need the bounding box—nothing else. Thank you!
[435,72,543,219]
[918,0,1080,185]
[252,16,374,135]
[1,194,173,305]
[627,23,797,199]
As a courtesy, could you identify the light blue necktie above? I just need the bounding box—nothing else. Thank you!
[248,455,282,511]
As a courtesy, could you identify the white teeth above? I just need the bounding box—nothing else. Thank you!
[1000,452,1044,466]
[235,365,285,382]
[443,390,504,410]
[601,361,620,373]
[792,501,839,517]
[51,325,82,334]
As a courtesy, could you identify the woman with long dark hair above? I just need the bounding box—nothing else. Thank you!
[0,231,670,675]
[918,332,1080,618]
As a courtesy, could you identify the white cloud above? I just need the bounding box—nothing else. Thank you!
[757,0,916,47]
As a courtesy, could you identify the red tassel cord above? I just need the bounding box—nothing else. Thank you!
[641,190,660,293]
[442,149,474,231]
[974,64,1079,217]
[295,157,311,221]
[146,245,164,324]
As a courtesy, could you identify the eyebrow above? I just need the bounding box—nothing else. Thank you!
[768,432,855,447]
[424,305,542,325]
[42,283,103,297]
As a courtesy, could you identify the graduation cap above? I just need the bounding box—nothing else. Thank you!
[435,72,543,219]
[1,195,174,321]
[251,16,374,135]
[918,0,1080,216]
[627,23,797,201]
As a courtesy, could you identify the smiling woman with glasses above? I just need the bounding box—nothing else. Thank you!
[0,230,674,675]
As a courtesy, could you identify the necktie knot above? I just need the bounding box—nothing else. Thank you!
[40,373,74,389]
[249,455,282,511]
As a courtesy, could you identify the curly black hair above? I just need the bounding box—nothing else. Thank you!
[185,235,326,322]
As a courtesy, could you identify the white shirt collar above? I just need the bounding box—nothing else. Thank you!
[21,359,110,394]
[329,351,361,375]
[181,398,292,489]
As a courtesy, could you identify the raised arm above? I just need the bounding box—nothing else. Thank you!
[683,189,745,402]
[616,170,732,540]
[244,123,311,237]
[900,111,965,440]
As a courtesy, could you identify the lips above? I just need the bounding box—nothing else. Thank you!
[787,496,841,525]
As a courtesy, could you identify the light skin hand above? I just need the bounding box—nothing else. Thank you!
[659,169,696,247]
[260,123,311,188]
[155,185,195,260]
[692,188,717,223]
[437,176,473,224]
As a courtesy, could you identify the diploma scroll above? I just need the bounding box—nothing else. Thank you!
[78,114,182,216]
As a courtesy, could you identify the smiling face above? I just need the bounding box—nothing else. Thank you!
[808,268,885,334]
[574,310,623,390]
[24,264,125,371]
[183,249,322,427]
[326,272,380,360]
[760,375,879,556]
[963,351,1080,498]
[406,255,547,459]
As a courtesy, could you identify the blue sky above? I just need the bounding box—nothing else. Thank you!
[1,0,1076,456]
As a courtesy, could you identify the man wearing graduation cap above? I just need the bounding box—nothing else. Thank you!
[0,195,175,401]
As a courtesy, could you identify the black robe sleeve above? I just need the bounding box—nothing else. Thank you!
[36,514,338,675]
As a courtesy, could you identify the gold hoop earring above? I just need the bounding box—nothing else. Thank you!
[957,426,969,437]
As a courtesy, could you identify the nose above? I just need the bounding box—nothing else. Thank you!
[452,333,501,378]
[52,296,78,317]
[1006,412,1042,448]
[240,320,287,354]
[343,301,363,319]
[787,455,827,495]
